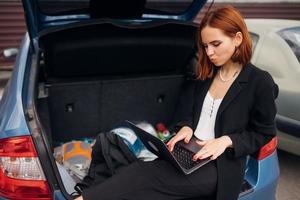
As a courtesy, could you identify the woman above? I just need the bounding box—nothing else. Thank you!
[76,6,278,200]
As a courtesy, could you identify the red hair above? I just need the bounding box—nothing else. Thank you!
[197,5,252,80]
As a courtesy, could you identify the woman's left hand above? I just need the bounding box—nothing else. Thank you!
[193,136,233,161]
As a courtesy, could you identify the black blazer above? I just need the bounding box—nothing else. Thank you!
[172,63,278,200]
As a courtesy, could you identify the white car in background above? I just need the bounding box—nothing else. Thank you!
[246,19,300,156]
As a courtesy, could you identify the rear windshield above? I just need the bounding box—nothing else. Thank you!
[38,0,195,16]
[278,27,300,64]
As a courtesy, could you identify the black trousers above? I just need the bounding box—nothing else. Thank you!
[82,159,217,200]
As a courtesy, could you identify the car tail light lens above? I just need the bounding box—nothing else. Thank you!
[0,136,52,200]
[257,137,278,160]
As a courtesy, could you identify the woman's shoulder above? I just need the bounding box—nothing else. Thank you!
[247,63,274,84]
[247,63,278,98]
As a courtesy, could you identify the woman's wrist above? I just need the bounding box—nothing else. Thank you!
[221,135,233,148]
[182,126,193,135]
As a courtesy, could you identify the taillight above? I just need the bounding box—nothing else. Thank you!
[0,136,52,200]
[257,137,278,160]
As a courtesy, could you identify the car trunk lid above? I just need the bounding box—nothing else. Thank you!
[22,0,207,44]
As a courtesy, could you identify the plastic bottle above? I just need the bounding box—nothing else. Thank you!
[156,123,170,142]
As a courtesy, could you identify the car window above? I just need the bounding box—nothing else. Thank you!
[278,27,300,64]
[249,32,259,52]
[38,0,194,15]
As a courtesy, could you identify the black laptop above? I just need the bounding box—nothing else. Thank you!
[126,120,211,175]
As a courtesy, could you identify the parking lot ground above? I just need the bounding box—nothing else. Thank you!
[276,150,300,200]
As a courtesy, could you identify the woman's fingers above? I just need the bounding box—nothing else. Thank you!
[193,148,213,160]
[166,135,178,146]
[167,134,185,151]
[74,196,83,200]
[184,133,193,143]
[196,140,207,146]
[210,152,221,160]
[193,138,227,160]
[166,138,172,146]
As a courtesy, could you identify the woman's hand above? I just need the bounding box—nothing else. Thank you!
[166,126,193,152]
[193,136,233,161]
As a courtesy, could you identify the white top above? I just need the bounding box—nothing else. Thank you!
[194,91,223,140]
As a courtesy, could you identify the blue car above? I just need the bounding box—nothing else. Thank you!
[0,0,279,199]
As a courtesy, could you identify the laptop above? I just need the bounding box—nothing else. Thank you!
[126,120,211,175]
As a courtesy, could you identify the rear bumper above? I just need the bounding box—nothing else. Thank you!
[239,151,279,200]
[276,114,300,138]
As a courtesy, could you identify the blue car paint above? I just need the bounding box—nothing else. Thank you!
[0,34,30,140]
[240,151,279,200]
[53,190,67,200]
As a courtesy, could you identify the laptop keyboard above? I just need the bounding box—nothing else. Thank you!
[172,144,202,170]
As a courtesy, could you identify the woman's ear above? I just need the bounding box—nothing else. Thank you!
[234,31,243,47]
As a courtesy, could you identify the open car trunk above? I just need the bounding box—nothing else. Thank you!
[34,21,199,195]
[36,21,198,145]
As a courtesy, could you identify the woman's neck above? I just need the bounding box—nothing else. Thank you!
[221,61,242,76]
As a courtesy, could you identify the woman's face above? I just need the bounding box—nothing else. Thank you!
[201,26,240,67]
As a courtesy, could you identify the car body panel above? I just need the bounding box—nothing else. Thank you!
[0,34,30,140]
[240,151,279,200]
[21,0,207,42]
[246,19,300,155]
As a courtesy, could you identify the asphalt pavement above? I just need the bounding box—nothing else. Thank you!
[276,150,300,200]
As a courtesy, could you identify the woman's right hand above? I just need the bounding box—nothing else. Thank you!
[166,126,193,152]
